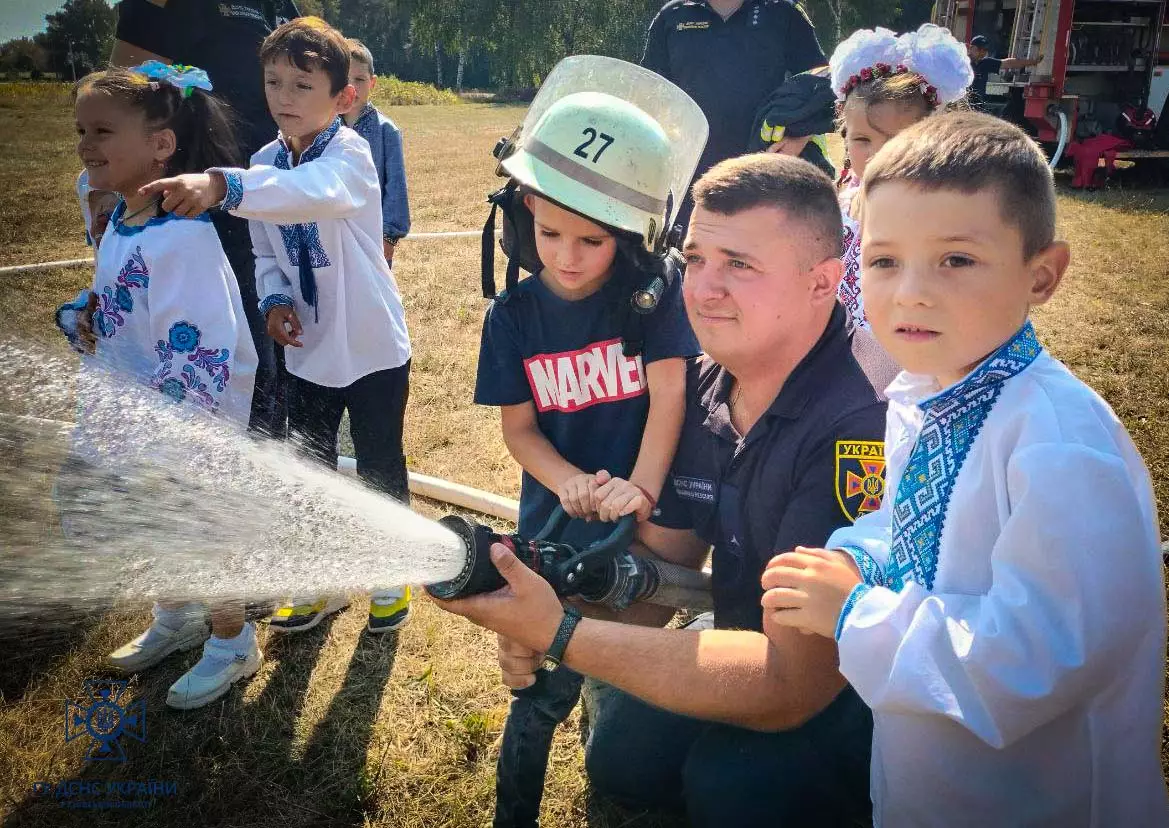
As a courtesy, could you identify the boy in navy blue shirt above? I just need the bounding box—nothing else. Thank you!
[476,226,697,541]
[474,86,702,826]
[343,38,410,265]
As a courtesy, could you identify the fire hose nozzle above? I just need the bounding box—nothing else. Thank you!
[425,508,712,612]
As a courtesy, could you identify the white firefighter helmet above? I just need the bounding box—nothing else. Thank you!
[498,55,708,250]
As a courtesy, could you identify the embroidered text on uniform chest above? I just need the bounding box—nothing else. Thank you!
[673,475,716,503]
[523,338,646,413]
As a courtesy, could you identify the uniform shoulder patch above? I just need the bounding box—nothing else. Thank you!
[834,440,886,523]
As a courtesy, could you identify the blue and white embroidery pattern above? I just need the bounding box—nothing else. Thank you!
[885,323,1042,591]
[93,248,150,338]
[836,583,873,640]
[258,293,295,315]
[271,117,340,271]
[153,320,232,410]
[220,170,243,212]
[276,222,331,268]
[352,103,378,143]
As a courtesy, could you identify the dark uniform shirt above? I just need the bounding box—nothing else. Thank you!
[654,306,897,631]
[642,0,826,185]
[970,56,1003,102]
[115,0,300,159]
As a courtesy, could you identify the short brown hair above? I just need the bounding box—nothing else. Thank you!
[862,111,1056,259]
[692,153,844,259]
[260,17,350,95]
[348,38,374,73]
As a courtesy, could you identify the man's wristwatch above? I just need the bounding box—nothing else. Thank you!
[540,607,582,672]
[384,235,400,246]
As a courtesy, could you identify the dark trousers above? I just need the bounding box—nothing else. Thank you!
[494,666,584,828]
[211,211,287,439]
[287,361,411,502]
[582,681,874,827]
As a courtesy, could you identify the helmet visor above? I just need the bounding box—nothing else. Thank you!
[517,55,709,234]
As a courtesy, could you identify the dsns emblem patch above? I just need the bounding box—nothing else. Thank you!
[835,440,886,523]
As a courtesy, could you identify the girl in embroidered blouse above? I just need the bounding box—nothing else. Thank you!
[58,63,263,710]
[829,25,973,332]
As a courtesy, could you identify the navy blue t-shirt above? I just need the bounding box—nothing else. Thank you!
[475,270,699,543]
[970,56,1003,101]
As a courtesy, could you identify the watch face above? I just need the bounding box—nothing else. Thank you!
[540,657,558,672]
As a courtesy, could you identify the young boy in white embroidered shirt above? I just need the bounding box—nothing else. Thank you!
[759,111,1168,826]
[141,17,415,634]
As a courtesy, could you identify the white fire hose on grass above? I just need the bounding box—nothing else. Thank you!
[0,229,494,278]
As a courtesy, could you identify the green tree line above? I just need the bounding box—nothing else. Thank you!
[4,0,930,88]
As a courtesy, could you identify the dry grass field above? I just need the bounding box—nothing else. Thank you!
[0,81,1167,827]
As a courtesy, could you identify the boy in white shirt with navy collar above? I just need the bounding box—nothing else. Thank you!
[143,16,415,634]
[760,111,1168,826]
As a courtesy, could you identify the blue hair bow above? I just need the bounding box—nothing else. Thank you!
[132,61,213,98]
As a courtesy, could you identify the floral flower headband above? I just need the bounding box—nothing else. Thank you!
[841,61,941,108]
[131,61,213,98]
[830,24,972,109]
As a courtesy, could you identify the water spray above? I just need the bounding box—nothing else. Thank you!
[1,341,709,615]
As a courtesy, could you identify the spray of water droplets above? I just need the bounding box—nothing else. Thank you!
[0,340,468,610]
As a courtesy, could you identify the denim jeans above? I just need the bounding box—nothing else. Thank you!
[493,666,584,828]
[582,680,874,827]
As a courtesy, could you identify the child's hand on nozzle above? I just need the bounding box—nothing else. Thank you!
[760,547,863,640]
[559,472,601,519]
[593,472,654,523]
[138,172,227,218]
[265,305,303,348]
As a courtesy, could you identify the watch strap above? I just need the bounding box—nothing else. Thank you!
[541,607,582,672]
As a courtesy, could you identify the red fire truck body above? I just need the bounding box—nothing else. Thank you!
[936,0,1167,143]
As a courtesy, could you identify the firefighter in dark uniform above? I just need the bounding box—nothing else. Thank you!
[110,0,301,439]
[439,154,898,826]
[642,0,827,228]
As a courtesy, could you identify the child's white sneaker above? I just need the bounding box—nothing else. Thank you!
[166,623,261,710]
[106,604,209,673]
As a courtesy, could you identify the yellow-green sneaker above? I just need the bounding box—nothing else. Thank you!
[266,596,348,633]
[367,586,411,634]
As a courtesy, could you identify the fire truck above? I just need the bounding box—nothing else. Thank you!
[934,0,1168,167]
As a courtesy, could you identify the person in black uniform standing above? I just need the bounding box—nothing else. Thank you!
[642,0,826,229]
[967,34,1041,112]
[110,0,302,440]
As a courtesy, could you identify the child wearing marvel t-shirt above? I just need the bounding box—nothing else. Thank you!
[473,90,700,826]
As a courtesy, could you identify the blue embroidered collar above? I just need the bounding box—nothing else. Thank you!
[108,199,210,237]
[275,116,342,170]
[885,321,1042,591]
[352,103,377,134]
[918,321,1043,415]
